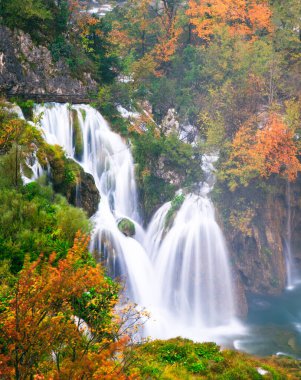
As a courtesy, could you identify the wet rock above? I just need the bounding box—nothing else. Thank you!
[227,194,286,296]
[118,218,135,237]
[70,169,100,218]
[45,146,100,217]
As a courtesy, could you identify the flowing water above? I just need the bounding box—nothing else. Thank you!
[285,181,300,290]
[33,103,243,343]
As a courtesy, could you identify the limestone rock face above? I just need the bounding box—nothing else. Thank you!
[154,156,184,187]
[223,179,301,297]
[0,26,97,100]
[161,108,180,136]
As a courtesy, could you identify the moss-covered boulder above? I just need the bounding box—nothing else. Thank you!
[40,144,100,217]
[118,218,135,237]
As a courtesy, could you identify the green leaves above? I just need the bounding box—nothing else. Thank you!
[0,0,53,41]
[0,184,90,273]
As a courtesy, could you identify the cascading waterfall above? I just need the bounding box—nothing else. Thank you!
[35,103,242,342]
[148,195,235,327]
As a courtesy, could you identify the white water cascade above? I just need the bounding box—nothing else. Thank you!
[35,103,242,342]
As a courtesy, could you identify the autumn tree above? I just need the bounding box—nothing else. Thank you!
[109,0,184,77]
[223,114,301,190]
[0,233,138,379]
[187,0,272,42]
[151,0,183,70]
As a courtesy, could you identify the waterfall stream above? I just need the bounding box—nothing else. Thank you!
[285,181,300,290]
[35,103,242,342]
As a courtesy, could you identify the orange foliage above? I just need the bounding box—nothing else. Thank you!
[153,19,182,66]
[68,0,100,39]
[228,114,301,186]
[0,233,137,379]
[187,0,272,41]
[110,0,183,75]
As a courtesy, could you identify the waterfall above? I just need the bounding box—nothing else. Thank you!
[285,181,300,290]
[147,194,235,327]
[144,155,240,340]
[35,103,242,342]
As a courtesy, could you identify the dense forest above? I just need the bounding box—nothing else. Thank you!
[0,0,301,378]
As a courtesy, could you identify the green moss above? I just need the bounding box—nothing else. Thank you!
[128,338,298,379]
[80,108,87,121]
[262,247,273,256]
[72,109,84,160]
[118,218,135,237]
[270,277,280,288]
[42,144,80,199]
[0,182,90,274]
[165,194,185,228]
[140,172,176,221]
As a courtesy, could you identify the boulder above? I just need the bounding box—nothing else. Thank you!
[118,218,135,237]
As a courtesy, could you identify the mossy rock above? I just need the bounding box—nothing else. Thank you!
[41,144,100,216]
[72,109,84,161]
[118,218,135,237]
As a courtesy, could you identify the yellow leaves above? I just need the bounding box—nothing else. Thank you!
[110,0,183,76]
[153,20,182,65]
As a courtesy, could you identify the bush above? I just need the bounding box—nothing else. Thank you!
[0,183,90,273]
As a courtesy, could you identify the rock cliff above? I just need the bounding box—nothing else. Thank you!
[220,178,301,297]
[0,26,97,101]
